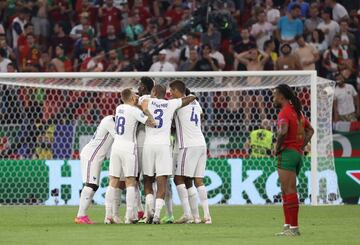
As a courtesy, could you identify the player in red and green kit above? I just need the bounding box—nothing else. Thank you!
[273,84,314,236]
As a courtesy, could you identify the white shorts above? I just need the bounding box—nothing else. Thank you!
[175,146,207,178]
[80,148,103,185]
[142,145,172,177]
[109,150,137,179]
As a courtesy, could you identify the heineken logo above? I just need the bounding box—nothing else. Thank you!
[346,170,360,185]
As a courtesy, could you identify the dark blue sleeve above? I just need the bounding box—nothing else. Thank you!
[13,22,23,35]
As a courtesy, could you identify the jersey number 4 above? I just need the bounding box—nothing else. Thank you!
[154,109,163,128]
[190,107,199,126]
[116,116,126,135]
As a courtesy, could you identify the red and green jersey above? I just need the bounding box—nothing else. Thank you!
[277,103,311,153]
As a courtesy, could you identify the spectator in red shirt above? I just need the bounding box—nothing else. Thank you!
[17,23,34,51]
[50,44,72,72]
[98,0,122,37]
[48,0,71,30]
[73,33,102,71]
[132,0,150,29]
[165,4,183,25]
[19,33,41,72]
[74,0,98,27]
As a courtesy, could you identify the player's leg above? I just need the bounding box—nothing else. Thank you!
[75,154,100,224]
[194,147,211,224]
[135,147,145,220]
[276,149,301,236]
[142,145,156,223]
[153,175,168,224]
[123,152,138,224]
[162,178,174,224]
[185,177,201,223]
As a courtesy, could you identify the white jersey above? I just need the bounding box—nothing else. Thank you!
[81,115,116,162]
[143,98,182,145]
[136,95,151,147]
[113,104,148,153]
[175,100,206,148]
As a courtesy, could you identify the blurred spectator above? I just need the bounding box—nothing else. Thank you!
[131,0,151,28]
[338,19,356,59]
[0,34,15,61]
[201,23,221,52]
[193,44,219,71]
[149,49,175,71]
[333,73,359,122]
[322,35,348,79]
[165,42,181,70]
[17,23,34,51]
[0,48,11,72]
[98,0,122,37]
[265,0,280,29]
[262,39,278,70]
[11,8,30,49]
[48,0,72,31]
[7,63,17,72]
[74,0,98,27]
[325,0,349,22]
[288,0,309,19]
[276,4,303,48]
[106,49,122,71]
[178,48,198,71]
[84,50,107,72]
[31,0,50,46]
[210,45,226,70]
[304,3,322,42]
[250,10,273,51]
[318,8,340,48]
[124,14,144,46]
[39,52,51,72]
[70,12,95,40]
[276,44,302,70]
[309,29,327,55]
[19,34,41,72]
[179,34,199,63]
[294,35,319,70]
[73,33,102,71]
[99,25,119,52]
[235,48,269,72]
[50,44,72,72]
[49,22,73,58]
[165,3,183,25]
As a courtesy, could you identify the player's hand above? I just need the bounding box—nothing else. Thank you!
[146,118,157,128]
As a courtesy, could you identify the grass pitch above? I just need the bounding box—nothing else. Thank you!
[0,205,359,245]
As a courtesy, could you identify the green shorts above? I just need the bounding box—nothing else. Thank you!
[277,148,302,175]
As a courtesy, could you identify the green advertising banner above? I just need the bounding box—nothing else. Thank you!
[0,158,359,205]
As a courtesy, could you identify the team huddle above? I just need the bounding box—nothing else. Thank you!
[74,77,211,225]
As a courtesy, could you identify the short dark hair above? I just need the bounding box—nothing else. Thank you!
[121,88,133,102]
[170,80,186,94]
[24,23,33,29]
[290,4,301,11]
[312,29,325,43]
[263,39,274,50]
[0,48,6,58]
[140,76,155,93]
[294,34,304,41]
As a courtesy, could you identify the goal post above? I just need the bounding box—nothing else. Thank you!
[0,71,337,206]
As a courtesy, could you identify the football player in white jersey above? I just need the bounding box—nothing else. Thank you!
[106,88,156,224]
[136,77,155,222]
[75,115,116,224]
[140,84,196,224]
[170,80,212,224]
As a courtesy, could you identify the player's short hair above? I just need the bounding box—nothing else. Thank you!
[152,84,166,98]
[121,88,133,102]
[170,80,186,94]
[140,76,155,93]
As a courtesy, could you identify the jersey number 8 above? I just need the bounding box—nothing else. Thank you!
[116,116,126,135]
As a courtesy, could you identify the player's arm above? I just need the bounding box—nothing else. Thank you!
[275,122,288,156]
[302,119,314,150]
[140,99,157,126]
[180,95,196,108]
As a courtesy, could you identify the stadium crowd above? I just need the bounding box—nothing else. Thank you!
[0,0,360,159]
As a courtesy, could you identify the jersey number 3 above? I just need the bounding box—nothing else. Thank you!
[154,109,163,128]
[190,107,199,126]
[116,116,126,135]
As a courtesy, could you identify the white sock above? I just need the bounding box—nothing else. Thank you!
[197,185,210,219]
[135,185,143,212]
[188,186,199,219]
[176,184,191,217]
[126,186,135,220]
[145,193,154,216]
[154,198,165,218]
[112,187,122,217]
[105,186,114,218]
[165,182,173,217]
[77,186,95,217]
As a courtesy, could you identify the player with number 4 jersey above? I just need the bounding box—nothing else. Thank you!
[170,80,211,225]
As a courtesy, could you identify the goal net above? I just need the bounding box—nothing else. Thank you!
[0,71,337,206]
